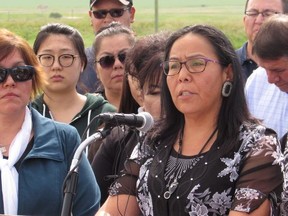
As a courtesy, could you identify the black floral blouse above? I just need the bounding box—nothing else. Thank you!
[109,123,284,216]
[280,132,288,215]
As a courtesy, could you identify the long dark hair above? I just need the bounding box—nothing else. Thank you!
[119,32,170,115]
[118,75,139,114]
[151,24,256,153]
[125,31,170,90]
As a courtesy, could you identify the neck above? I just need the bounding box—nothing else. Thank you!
[43,91,86,123]
[247,41,255,61]
[43,91,82,109]
[0,110,26,149]
[184,107,218,130]
[180,114,218,156]
[105,90,121,110]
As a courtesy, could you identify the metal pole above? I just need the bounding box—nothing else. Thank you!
[155,0,159,32]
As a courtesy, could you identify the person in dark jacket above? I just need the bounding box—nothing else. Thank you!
[93,22,135,110]
[31,23,116,162]
[0,28,100,216]
[92,31,169,205]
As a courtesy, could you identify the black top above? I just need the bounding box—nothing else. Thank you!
[236,42,258,82]
[91,126,142,204]
[110,123,283,215]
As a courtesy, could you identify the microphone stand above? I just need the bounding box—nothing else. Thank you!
[61,128,112,216]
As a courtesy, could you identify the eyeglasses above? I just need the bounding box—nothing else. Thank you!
[91,7,130,19]
[0,65,35,83]
[37,54,78,67]
[95,52,126,68]
[245,10,280,18]
[162,58,221,76]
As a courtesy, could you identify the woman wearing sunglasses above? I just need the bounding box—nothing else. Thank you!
[76,0,135,94]
[0,28,100,215]
[93,22,135,110]
[92,31,169,206]
[31,23,116,162]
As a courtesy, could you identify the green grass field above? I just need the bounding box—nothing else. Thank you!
[0,0,246,49]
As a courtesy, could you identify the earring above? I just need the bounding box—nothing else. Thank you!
[222,81,233,97]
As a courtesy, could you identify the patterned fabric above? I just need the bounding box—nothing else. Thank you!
[281,133,288,216]
[110,122,283,215]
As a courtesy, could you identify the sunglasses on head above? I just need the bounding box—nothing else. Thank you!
[0,65,35,83]
[91,7,130,19]
[95,52,126,69]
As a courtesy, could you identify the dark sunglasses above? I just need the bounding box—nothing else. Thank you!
[95,52,126,69]
[91,7,130,19]
[0,65,35,83]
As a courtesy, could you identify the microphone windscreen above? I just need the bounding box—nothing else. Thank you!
[137,112,154,132]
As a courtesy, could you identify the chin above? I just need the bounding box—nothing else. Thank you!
[279,87,288,93]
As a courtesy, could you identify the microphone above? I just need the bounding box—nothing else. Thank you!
[98,112,154,133]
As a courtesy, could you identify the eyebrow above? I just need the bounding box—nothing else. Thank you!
[38,48,75,53]
[100,48,129,56]
[0,61,26,68]
[186,54,207,59]
[169,54,206,60]
[247,9,279,11]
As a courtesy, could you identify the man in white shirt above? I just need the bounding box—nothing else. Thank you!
[245,67,288,139]
[245,14,288,139]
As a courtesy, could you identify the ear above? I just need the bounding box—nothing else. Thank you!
[140,91,145,110]
[95,64,100,79]
[79,60,85,73]
[88,10,93,26]
[223,64,233,80]
[129,7,136,23]
[140,89,144,98]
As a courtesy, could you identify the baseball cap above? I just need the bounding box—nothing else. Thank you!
[90,0,133,8]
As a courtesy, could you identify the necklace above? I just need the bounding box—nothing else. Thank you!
[163,127,218,199]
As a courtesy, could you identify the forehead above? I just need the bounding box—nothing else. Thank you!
[247,0,283,11]
[39,34,76,51]
[258,56,288,68]
[170,33,216,57]
[0,50,24,68]
[98,34,132,53]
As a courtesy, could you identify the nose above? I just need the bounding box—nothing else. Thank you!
[3,75,16,87]
[51,57,62,69]
[178,63,191,82]
[266,70,279,84]
[113,59,123,70]
[103,14,114,23]
[255,13,265,24]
